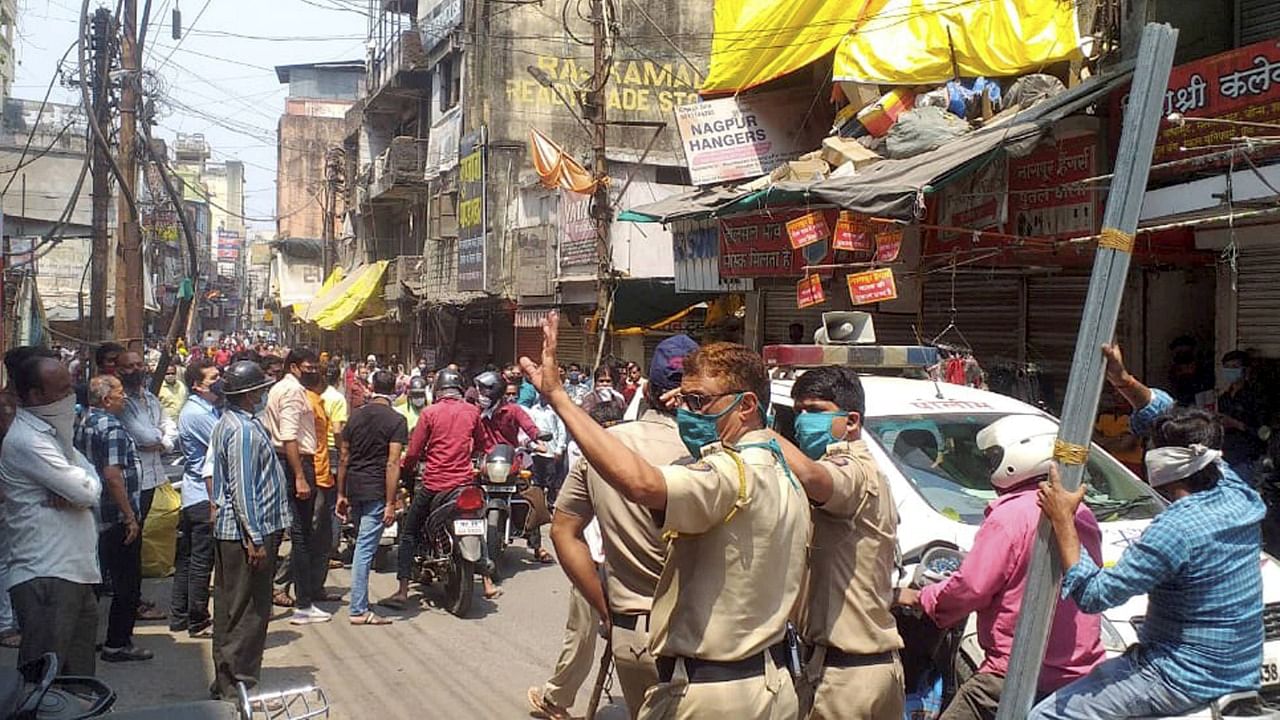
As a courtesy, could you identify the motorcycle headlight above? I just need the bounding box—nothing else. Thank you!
[1100,617,1129,654]
[486,460,511,484]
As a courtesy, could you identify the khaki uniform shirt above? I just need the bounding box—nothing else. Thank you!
[651,428,811,662]
[796,440,903,655]
[557,410,686,615]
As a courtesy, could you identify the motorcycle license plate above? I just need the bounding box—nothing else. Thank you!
[486,485,517,493]
[453,518,486,536]
[1263,658,1279,686]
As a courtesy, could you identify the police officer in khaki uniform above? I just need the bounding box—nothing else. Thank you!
[778,366,904,719]
[520,314,810,720]
[552,335,698,717]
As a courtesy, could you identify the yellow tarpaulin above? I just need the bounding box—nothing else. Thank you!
[703,0,1081,93]
[292,267,344,316]
[301,261,388,331]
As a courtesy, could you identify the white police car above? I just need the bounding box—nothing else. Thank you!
[764,333,1280,717]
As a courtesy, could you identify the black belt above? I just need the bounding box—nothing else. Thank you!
[656,644,788,684]
[822,648,895,669]
[611,613,649,632]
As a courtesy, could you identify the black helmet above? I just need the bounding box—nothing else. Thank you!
[223,360,274,396]
[474,370,505,407]
[434,368,465,394]
[408,375,428,395]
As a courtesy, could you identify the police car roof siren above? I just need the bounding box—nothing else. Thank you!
[814,311,876,346]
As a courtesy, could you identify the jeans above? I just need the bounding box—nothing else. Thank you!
[98,523,142,649]
[171,501,215,628]
[397,486,440,582]
[1028,653,1202,720]
[312,485,337,597]
[348,499,386,617]
[282,455,318,609]
[0,560,14,633]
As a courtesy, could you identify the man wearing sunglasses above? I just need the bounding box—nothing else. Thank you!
[521,313,810,720]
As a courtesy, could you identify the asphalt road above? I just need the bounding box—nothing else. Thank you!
[4,537,630,720]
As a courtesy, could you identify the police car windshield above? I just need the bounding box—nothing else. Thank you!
[863,413,1163,525]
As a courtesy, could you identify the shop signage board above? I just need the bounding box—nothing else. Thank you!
[796,274,825,308]
[847,267,898,305]
[558,190,597,273]
[874,230,902,263]
[425,107,463,178]
[457,128,487,292]
[833,212,875,253]
[936,153,1008,243]
[718,209,835,278]
[1111,37,1280,173]
[674,88,827,186]
[1005,131,1098,241]
[786,211,830,249]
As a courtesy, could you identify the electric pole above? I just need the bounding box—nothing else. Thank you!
[114,0,144,349]
[588,0,613,367]
[88,7,111,343]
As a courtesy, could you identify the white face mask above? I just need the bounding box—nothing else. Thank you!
[28,394,78,459]
[596,387,613,401]
[477,395,493,409]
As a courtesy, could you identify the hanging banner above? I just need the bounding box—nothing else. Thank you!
[935,153,1008,243]
[1005,131,1098,241]
[796,274,825,308]
[674,88,828,186]
[786,211,830,250]
[558,190,597,274]
[874,230,903,263]
[719,209,835,278]
[832,212,874,252]
[457,128,487,292]
[847,267,898,305]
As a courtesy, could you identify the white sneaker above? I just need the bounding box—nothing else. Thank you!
[290,606,333,625]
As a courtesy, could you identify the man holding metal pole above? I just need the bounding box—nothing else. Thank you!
[1028,346,1264,719]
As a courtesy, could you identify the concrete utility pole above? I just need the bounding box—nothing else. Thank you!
[994,22,1178,718]
[114,0,144,349]
[88,8,111,343]
[588,0,613,368]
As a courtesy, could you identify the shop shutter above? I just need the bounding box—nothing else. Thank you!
[1239,0,1280,45]
[515,308,589,367]
[921,274,1023,364]
[1237,244,1280,358]
[761,288,919,347]
[559,316,589,368]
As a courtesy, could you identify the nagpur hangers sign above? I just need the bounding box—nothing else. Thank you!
[675,88,827,186]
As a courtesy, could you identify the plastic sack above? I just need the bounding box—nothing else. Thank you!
[943,77,1002,119]
[885,106,970,159]
[141,483,180,578]
[1005,73,1067,110]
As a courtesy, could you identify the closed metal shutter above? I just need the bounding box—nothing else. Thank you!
[515,308,588,367]
[1237,244,1280,357]
[1026,273,1091,400]
[1239,0,1280,45]
[761,288,919,347]
[921,274,1023,364]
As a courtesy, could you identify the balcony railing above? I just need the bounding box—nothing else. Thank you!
[367,29,427,104]
[368,136,428,202]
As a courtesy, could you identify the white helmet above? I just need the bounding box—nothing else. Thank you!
[977,415,1060,491]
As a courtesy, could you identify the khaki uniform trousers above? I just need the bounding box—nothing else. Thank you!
[798,646,905,720]
[637,653,799,720]
[612,617,659,718]
[542,585,599,708]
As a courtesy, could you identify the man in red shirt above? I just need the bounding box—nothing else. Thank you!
[380,368,493,606]
[473,371,542,452]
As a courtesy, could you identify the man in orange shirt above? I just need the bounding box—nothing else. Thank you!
[303,371,337,602]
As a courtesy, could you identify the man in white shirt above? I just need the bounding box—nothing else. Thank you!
[0,347,102,675]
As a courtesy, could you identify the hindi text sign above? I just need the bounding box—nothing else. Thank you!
[786,211,830,250]
[797,274,825,309]
[847,267,898,305]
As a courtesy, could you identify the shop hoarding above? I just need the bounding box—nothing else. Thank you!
[675,88,826,186]
[457,128,487,292]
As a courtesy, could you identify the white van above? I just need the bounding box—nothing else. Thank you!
[764,341,1280,714]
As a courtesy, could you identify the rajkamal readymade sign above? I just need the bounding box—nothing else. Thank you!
[675,88,826,186]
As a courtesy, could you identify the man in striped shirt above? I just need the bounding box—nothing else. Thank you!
[208,361,292,700]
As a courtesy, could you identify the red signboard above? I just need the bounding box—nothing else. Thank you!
[874,230,903,263]
[846,267,898,305]
[796,274,825,308]
[786,211,831,250]
[719,209,835,277]
[1004,132,1098,241]
[833,212,875,253]
[1111,37,1280,174]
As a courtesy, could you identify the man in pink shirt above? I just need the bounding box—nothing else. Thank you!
[896,415,1104,720]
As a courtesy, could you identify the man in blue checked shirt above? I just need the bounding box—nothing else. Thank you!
[208,361,292,701]
[1031,344,1265,720]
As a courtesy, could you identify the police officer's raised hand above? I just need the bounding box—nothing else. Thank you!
[520,310,566,399]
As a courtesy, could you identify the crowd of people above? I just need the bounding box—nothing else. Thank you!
[0,320,1270,720]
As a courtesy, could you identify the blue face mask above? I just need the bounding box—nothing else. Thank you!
[1223,366,1244,384]
[794,411,845,460]
[676,393,743,458]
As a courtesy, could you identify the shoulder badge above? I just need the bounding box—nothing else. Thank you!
[827,456,850,467]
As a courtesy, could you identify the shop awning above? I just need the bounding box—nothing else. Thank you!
[623,63,1133,223]
[293,267,344,317]
[703,0,1082,95]
[610,279,719,331]
[300,261,389,331]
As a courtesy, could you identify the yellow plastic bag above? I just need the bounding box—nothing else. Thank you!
[141,483,180,578]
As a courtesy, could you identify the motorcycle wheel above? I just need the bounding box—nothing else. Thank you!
[486,510,505,577]
[444,555,475,618]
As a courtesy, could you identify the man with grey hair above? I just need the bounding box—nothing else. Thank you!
[0,347,101,675]
[77,375,152,662]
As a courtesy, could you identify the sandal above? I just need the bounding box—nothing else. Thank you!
[349,612,392,626]
[534,549,555,564]
[527,687,570,720]
[0,631,20,649]
[483,587,504,600]
[136,604,168,621]
[272,590,295,608]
